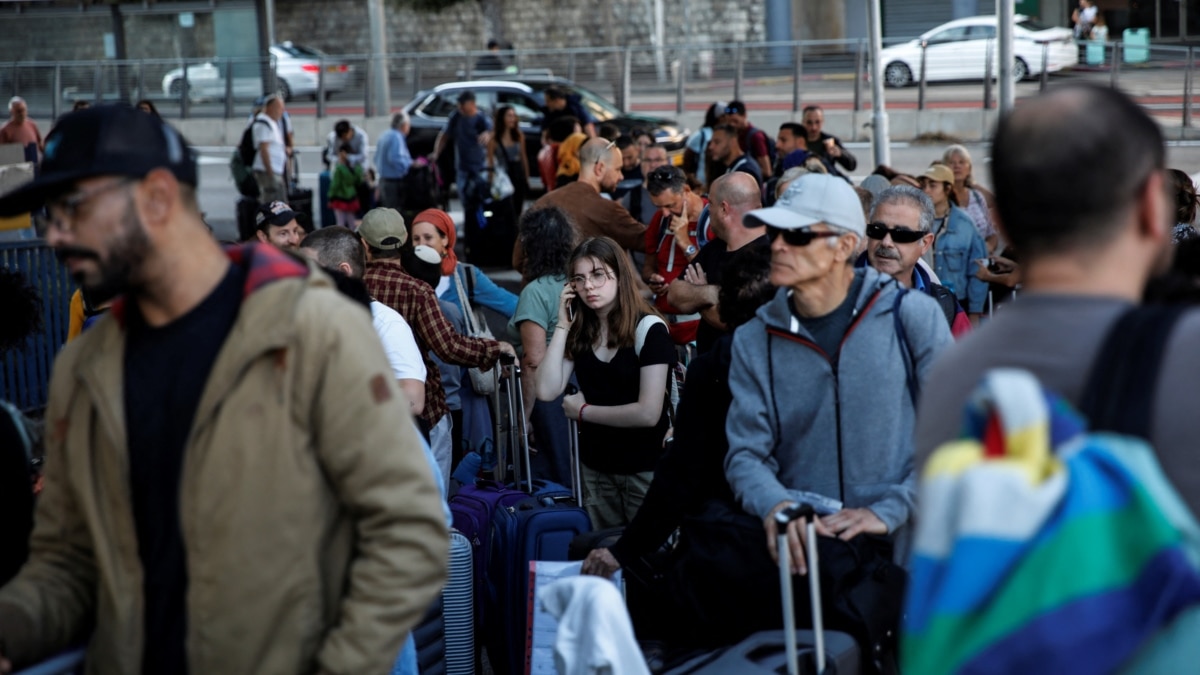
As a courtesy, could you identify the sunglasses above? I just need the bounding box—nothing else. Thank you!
[766,225,843,247]
[866,222,928,244]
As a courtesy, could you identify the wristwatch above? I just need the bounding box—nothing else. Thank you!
[685,244,698,257]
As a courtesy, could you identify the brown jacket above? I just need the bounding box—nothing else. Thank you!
[513,180,647,276]
[0,246,448,674]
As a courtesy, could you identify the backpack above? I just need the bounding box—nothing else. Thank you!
[402,157,441,212]
[752,127,777,169]
[634,315,683,425]
[903,307,1200,675]
[230,118,269,198]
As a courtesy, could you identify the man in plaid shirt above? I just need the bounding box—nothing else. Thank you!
[360,208,515,484]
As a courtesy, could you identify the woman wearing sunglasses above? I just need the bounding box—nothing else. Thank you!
[536,236,677,529]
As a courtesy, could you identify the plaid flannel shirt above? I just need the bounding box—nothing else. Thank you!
[364,258,500,426]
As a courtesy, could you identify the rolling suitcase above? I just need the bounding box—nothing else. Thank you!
[286,155,314,231]
[484,361,592,675]
[665,505,861,674]
[318,170,335,228]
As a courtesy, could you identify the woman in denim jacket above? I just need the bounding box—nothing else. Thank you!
[920,163,988,319]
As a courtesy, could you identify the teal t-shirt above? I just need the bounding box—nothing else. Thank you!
[508,274,567,343]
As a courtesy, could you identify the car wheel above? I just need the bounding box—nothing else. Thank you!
[884,62,912,88]
[277,79,292,102]
[1013,58,1029,82]
[168,79,189,97]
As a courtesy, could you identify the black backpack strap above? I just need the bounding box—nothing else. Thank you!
[892,288,919,407]
[1079,305,1189,440]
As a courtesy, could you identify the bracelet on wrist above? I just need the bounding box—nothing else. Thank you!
[579,403,590,422]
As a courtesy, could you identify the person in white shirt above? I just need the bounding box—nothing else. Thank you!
[253,94,288,204]
[298,226,427,415]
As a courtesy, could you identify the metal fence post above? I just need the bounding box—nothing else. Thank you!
[52,64,61,120]
[792,42,803,113]
[414,54,422,98]
[983,42,994,110]
[675,46,686,115]
[1111,42,1121,89]
[918,42,927,111]
[734,43,744,101]
[6,63,14,97]
[316,57,326,119]
[853,39,864,112]
[1039,41,1049,91]
[1185,46,1194,128]
[364,55,374,118]
[136,60,145,102]
[92,61,104,103]
[568,51,577,82]
[623,46,634,114]
[180,62,190,120]
[224,60,234,119]
[464,52,472,81]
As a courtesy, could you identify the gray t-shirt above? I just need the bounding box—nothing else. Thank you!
[914,293,1200,516]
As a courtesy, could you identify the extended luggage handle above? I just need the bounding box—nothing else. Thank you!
[498,352,534,493]
[775,504,828,675]
[565,385,585,507]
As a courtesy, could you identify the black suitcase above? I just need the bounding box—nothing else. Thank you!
[236,197,260,242]
[286,155,314,231]
[664,505,862,674]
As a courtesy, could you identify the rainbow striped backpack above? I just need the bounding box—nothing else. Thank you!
[903,308,1200,675]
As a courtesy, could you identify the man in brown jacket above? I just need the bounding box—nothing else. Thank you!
[0,105,447,674]
[513,137,646,277]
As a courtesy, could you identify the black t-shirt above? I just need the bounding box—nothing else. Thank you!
[573,321,676,474]
[124,262,244,675]
[792,271,865,359]
[693,234,770,354]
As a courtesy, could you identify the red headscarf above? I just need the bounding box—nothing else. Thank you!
[413,208,457,277]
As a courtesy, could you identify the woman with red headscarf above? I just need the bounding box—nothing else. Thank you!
[409,207,518,319]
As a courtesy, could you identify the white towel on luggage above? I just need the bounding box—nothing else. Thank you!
[539,576,649,675]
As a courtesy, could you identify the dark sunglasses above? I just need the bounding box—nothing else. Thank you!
[866,222,928,244]
[766,225,843,247]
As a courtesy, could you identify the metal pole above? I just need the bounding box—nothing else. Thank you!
[1156,0,1162,39]
[1040,41,1049,91]
[984,42,994,110]
[675,46,686,115]
[224,60,234,119]
[1186,47,1194,128]
[52,64,61,120]
[792,42,803,113]
[734,43,744,101]
[853,39,865,112]
[366,0,391,116]
[263,0,276,47]
[624,46,634,115]
[568,51,576,82]
[464,51,473,81]
[136,60,145,102]
[414,54,422,96]
[868,0,891,168]
[316,57,326,119]
[998,0,1015,114]
[918,42,927,111]
[1111,42,1121,89]
[93,61,104,103]
[180,62,190,120]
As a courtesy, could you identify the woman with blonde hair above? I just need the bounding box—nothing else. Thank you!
[537,236,676,528]
[942,144,999,253]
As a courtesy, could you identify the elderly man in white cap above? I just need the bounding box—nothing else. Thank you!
[722,174,953,575]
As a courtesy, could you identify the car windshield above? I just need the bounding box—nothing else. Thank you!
[526,81,623,121]
[1017,18,1051,32]
[275,44,327,59]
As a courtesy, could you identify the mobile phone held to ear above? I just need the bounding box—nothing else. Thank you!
[568,301,575,323]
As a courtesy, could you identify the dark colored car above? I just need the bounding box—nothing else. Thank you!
[402,76,688,189]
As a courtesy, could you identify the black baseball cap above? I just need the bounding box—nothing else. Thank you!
[724,100,747,115]
[255,200,298,230]
[0,103,198,217]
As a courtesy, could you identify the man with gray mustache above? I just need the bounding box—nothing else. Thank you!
[864,185,972,337]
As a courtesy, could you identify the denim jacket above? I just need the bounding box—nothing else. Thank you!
[932,205,988,313]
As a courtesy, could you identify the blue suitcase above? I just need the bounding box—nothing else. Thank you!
[318,170,335,228]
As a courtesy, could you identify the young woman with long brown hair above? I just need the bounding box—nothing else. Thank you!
[536,236,676,529]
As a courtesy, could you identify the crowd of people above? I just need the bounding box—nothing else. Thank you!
[1,77,1200,675]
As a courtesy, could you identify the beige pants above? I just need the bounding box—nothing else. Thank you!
[254,170,287,205]
[581,464,654,530]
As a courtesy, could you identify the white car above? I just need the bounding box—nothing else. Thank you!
[880,15,1077,87]
[161,42,352,101]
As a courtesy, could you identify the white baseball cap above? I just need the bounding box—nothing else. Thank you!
[743,173,866,237]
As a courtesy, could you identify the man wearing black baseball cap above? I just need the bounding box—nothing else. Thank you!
[252,199,305,250]
[0,105,448,675]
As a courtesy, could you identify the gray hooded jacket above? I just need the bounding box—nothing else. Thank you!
[724,267,952,536]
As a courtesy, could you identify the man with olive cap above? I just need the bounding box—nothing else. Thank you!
[0,105,447,674]
[360,207,516,484]
[722,174,952,579]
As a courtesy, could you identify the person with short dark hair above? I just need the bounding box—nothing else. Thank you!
[323,118,369,171]
[476,39,504,72]
[0,104,448,674]
[1168,168,1199,243]
[801,105,856,178]
[708,123,762,186]
[916,84,1200,521]
[542,85,596,140]
[433,90,493,265]
[135,99,160,118]
[722,100,773,180]
[598,123,621,142]
[643,165,706,321]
